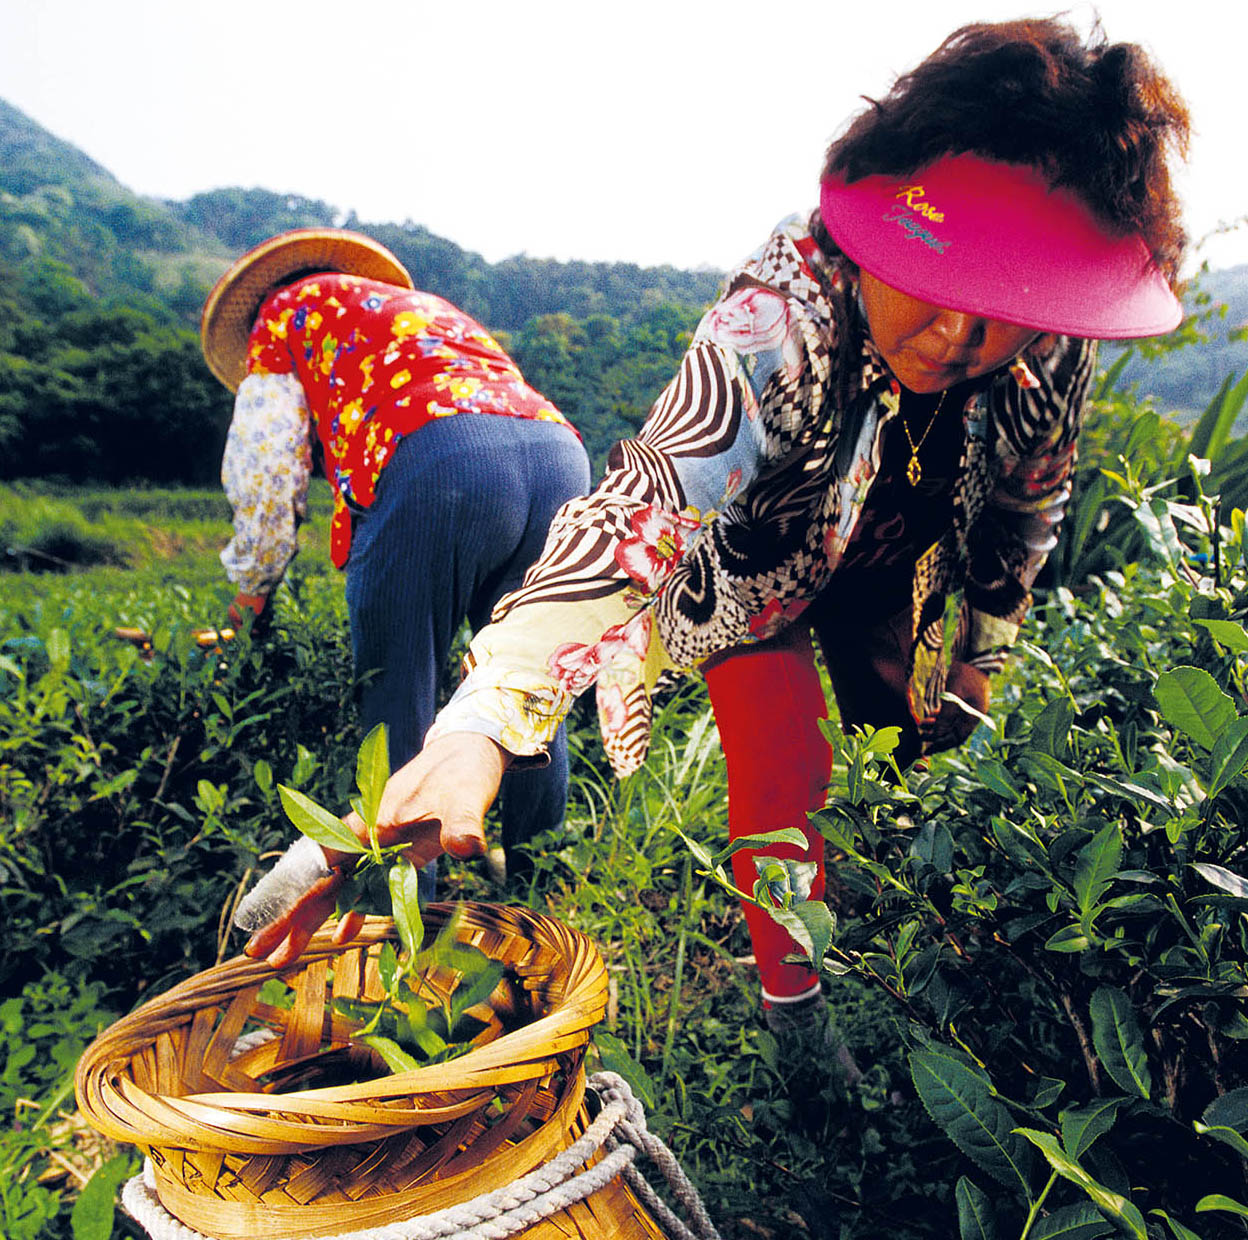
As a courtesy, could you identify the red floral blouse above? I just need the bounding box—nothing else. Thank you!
[245,275,577,566]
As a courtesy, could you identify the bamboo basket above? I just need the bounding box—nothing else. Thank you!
[75,904,668,1239]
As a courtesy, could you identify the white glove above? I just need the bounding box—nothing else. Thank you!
[234,836,333,933]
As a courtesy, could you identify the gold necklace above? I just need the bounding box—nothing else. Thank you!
[899,390,947,486]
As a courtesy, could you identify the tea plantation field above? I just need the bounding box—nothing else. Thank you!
[5,475,1248,1240]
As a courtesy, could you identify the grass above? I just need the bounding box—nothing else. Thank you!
[0,480,340,623]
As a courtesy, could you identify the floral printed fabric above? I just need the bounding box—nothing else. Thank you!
[427,213,1095,777]
[239,275,576,568]
[220,373,313,595]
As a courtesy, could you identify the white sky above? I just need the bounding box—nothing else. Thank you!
[2,0,1245,276]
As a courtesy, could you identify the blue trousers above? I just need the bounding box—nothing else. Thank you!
[343,414,591,886]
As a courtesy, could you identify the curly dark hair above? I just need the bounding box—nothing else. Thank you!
[822,18,1190,282]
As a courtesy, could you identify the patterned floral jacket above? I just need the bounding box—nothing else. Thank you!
[428,214,1096,777]
[220,276,576,591]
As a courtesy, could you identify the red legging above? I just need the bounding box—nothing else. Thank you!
[703,625,831,1000]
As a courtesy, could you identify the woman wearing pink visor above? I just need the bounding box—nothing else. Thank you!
[239,18,1190,1035]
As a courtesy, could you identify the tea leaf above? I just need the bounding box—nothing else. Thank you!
[764,899,833,969]
[1045,925,1091,954]
[278,785,366,853]
[355,723,390,837]
[809,809,861,857]
[711,828,810,867]
[1074,824,1122,918]
[991,816,1048,869]
[253,759,273,796]
[671,825,716,872]
[378,941,399,993]
[753,856,818,905]
[1193,1121,1248,1160]
[71,1152,137,1240]
[1031,698,1074,759]
[914,822,955,873]
[1201,1085,1248,1131]
[1196,1194,1248,1219]
[1080,771,1172,813]
[862,725,903,756]
[450,960,505,1034]
[1089,987,1152,1100]
[593,1030,657,1112]
[333,996,380,1026]
[1029,1077,1065,1111]
[955,1176,996,1240]
[1030,1202,1114,1239]
[1014,1129,1146,1238]
[1192,862,1248,899]
[1061,1098,1122,1158]
[413,1024,449,1059]
[1133,497,1185,568]
[1154,666,1237,751]
[361,1034,421,1074]
[1207,719,1248,798]
[1193,618,1248,653]
[910,1047,1032,1195]
[978,762,1024,804]
[389,862,424,960]
[1147,1209,1204,1240]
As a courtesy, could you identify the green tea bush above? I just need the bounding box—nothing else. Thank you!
[0,481,337,583]
[505,686,948,1239]
[0,971,135,1240]
[8,383,1248,1237]
[0,971,115,1115]
[0,569,359,1002]
[755,464,1248,1238]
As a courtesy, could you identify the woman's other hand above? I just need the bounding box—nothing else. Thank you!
[228,591,270,629]
[921,660,991,753]
[243,732,510,968]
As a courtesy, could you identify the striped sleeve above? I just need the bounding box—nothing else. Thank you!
[426,335,773,765]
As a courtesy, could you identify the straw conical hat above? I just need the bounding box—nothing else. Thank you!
[200,228,414,390]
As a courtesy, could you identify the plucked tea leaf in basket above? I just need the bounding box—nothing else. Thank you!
[377,941,399,992]
[449,958,505,1036]
[360,1034,421,1074]
[389,861,424,959]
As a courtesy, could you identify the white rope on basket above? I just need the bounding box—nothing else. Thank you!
[120,1071,722,1240]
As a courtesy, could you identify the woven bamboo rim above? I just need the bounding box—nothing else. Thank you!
[75,904,666,1239]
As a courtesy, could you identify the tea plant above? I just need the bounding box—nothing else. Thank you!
[0,565,360,998]
[0,972,134,1240]
[716,461,1248,1238]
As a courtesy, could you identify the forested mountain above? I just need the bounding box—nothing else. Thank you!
[1,95,1245,486]
[0,98,723,480]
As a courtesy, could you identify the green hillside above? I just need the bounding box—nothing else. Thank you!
[0,97,723,479]
[1,93,1244,484]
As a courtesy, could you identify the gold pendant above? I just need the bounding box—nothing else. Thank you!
[906,454,922,486]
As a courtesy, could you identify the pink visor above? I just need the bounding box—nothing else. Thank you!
[819,154,1181,339]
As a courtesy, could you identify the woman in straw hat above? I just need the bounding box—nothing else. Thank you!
[201,231,590,894]
[240,18,1190,1032]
